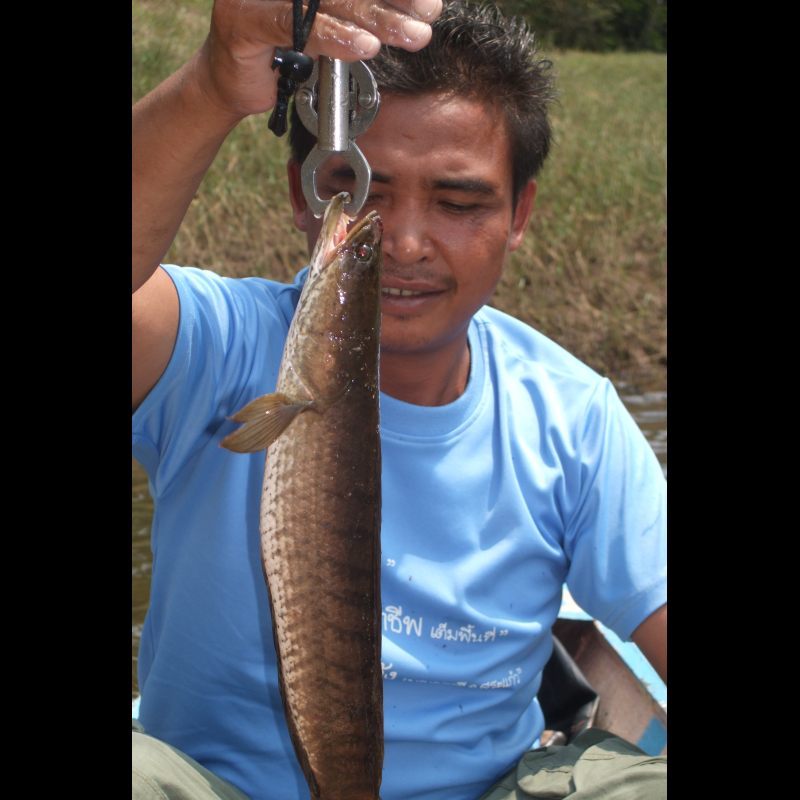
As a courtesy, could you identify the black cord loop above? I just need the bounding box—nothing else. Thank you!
[269,0,321,136]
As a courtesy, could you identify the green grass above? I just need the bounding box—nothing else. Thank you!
[133,3,666,390]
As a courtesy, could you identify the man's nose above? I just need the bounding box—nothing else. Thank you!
[381,205,434,266]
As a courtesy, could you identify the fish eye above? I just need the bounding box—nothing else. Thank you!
[354,243,373,262]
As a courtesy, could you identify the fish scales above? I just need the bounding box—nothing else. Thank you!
[222,193,384,800]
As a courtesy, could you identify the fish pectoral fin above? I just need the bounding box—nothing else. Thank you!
[220,393,313,453]
[228,392,298,423]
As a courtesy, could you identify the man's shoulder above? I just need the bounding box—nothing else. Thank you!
[474,305,603,390]
[161,264,308,328]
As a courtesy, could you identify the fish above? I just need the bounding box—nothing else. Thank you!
[221,192,384,800]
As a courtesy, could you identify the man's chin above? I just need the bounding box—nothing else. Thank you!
[378,318,470,360]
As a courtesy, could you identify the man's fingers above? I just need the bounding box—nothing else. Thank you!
[383,0,443,24]
[248,0,440,60]
[304,10,432,60]
[325,3,436,53]
[303,13,382,60]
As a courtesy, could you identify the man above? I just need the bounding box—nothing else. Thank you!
[132,1,666,799]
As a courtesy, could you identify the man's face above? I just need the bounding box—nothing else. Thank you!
[288,92,536,358]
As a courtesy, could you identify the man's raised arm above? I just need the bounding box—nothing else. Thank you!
[132,0,442,410]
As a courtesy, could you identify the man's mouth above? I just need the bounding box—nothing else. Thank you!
[379,282,449,315]
[381,287,426,298]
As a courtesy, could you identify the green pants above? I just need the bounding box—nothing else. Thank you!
[132,719,248,800]
[132,720,666,799]
[477,728,666,800]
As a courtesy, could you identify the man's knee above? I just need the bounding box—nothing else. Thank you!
[132,732,175,800]
[132,731,249,800]
[480,729,666,800]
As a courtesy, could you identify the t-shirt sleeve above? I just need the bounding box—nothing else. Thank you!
[132,265,296,497]
[562,378,667,641]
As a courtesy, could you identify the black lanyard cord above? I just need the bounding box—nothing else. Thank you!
[294,0,320,53]
[269,0,320,136]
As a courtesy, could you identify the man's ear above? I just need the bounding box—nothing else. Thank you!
[287,159,308,232]
[508,180,537,252]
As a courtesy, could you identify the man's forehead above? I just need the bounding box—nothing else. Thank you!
[308,92,513,197]
[324,163,501,196]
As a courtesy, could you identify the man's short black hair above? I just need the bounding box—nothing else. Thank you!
[289,0,556,202]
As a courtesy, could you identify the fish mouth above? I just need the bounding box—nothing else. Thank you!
[344,209,382,245]
[319,193,382,266]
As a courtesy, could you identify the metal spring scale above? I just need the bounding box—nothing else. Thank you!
[268,0,380,217]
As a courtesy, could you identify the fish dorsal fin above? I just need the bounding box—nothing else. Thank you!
[220,393,313,453]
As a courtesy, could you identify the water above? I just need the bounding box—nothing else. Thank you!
[618,388,667,479]
[131,389,667,695]
[132,463,153,695]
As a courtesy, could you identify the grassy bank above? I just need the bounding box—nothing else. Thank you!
[133,1,666,392]
[496,50,666,390]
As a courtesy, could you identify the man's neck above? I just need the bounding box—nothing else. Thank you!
[379,334,471,407]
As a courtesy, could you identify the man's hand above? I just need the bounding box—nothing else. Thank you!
[201,0,443,122]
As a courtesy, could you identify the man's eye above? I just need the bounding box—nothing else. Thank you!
[441,201,479,213]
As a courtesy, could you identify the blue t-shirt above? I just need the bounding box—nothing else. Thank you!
[133,265,666,800]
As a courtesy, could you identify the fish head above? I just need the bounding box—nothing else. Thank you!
[299,193,383,391]
[308,191,383,310]
[330,203,383,332]
[307,191,379,279]
[307,192,350,281]
[337,208,383,278]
